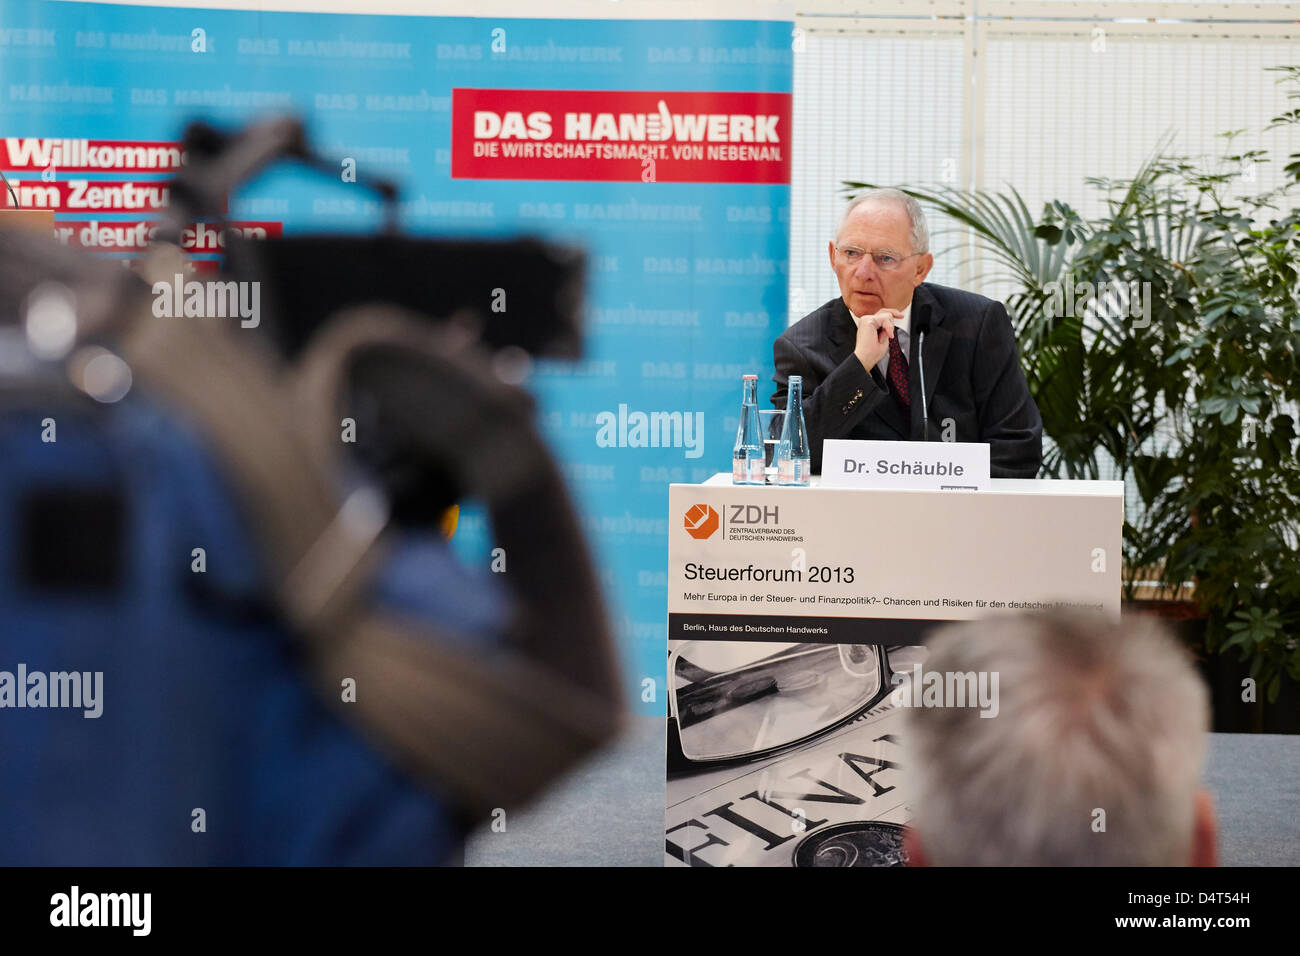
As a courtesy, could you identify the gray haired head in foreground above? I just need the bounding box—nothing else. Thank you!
[902,612,1209,866]
[835,188,930,255]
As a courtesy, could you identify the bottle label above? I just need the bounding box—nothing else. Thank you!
[778,457,810,485]
[735,453,765,484]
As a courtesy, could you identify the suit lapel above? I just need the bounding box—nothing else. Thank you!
[871,373,909,438]
[825,297,856,368]
[910,284,951,437]
[862,284,952,439]
[830,290,956,440]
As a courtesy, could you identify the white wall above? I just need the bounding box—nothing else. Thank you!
[791,1,1300,315]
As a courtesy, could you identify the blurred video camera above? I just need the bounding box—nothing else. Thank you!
[0,116,622,866]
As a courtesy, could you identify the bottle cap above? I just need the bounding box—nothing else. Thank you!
[743,374,757,380]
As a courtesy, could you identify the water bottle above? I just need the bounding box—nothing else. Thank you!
[732,374,765,485]
[777,375,811,486]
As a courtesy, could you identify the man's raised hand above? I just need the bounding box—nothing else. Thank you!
[854,309,903,373]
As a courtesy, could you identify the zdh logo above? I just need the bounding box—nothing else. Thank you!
[684,504,719,540]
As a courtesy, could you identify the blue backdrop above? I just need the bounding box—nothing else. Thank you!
[0,1,792,715]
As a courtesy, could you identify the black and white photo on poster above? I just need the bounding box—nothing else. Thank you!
[665,642,927,867]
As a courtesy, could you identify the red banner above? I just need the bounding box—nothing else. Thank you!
[0,138,185,172]
[58,220,282,252]
[452,88,791,184]
[2,180,171,212]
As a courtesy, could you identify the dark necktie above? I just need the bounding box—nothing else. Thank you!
[887,333,910,412]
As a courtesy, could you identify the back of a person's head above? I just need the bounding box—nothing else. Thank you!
[903,612,1210,866]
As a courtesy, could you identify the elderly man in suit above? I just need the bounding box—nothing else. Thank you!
[772,189,1042,477]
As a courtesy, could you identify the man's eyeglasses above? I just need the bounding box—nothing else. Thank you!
[835,246,923,272]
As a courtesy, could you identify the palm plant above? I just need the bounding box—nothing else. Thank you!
[844,67,1300,702]
[846,159,1204,596]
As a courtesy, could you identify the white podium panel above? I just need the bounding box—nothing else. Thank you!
[665,476,1124,866]
[669,475,1123,645]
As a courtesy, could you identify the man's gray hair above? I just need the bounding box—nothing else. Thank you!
[835,188,930,254]
[903,612,1210,866]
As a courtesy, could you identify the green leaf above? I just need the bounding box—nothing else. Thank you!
[1201,303,1232,324]
[1220,630,1254,653]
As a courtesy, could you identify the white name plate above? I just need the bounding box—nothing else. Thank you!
[820,439,990,491]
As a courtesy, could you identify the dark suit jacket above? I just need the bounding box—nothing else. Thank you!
[771,283,1042,478]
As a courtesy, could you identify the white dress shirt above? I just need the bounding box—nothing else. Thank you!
[851,301,912,381]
